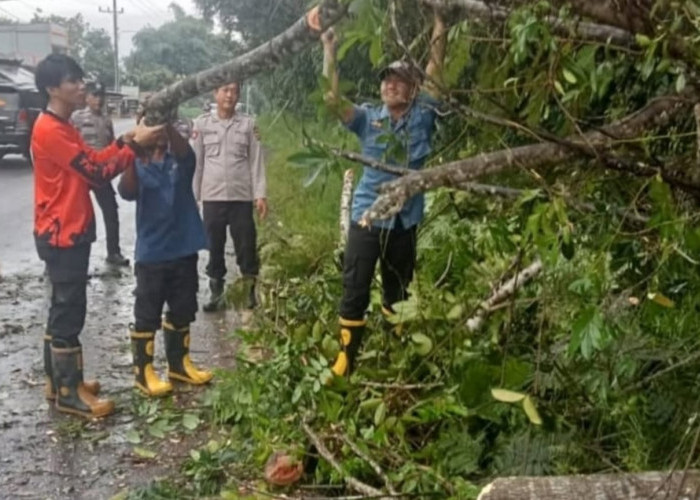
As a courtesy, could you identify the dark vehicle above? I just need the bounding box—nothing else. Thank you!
[0,59,44,163]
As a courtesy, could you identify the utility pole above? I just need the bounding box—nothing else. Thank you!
[98,0,124,92]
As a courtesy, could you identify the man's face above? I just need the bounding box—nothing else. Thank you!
[214,83,239,114]
[86,93,104,113]
[380,73,415,108]
[47,75,86,109]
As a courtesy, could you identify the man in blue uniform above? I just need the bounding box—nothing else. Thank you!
[319,10,447,376]
[118,123,213,397]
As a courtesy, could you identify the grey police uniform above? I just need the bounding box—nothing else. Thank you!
[191,111,266,308]
[71,107,123,259]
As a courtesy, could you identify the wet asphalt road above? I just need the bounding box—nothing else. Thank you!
[0,118,242,499]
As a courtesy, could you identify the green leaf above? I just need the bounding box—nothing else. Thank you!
[411,333,433,356]
[570,306,603,359]
[491,388,526,403]
[635,34,652,46]
[562,68,577,84]
[133,447,157,459]
[125,429,141,444]
[374,401,387,426]
[447,304,464,320]
[675,73,686,93]
[182,413,200,431]
[522,396,543,425]
[553,80,565,95]
[369,35,383,66]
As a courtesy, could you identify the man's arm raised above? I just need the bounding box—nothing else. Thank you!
[424,10,448,99]
[321,28,355,124]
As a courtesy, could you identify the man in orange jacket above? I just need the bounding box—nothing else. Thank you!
[32,54,162,418]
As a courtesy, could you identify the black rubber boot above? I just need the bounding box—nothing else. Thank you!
[330,318,366,377]
[247,281,257,310]
[44,335,100,400]
[106,253,130,267]
[202,278,225,312]
[130,327,172,397]
[162,321,213,385]
[51,345,114,419]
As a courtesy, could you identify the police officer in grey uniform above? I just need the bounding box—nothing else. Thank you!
[71,81,129,266]
[192,82,267,317]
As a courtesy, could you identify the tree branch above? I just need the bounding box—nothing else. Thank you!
[336,433,398,496]
[142,0,347,124]
[361,90,697,224]
[302,422,386,499]
[466,258,543,332]
[340,168,354,248]
[422,0,637,47]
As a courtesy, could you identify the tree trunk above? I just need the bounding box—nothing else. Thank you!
[142,0,347,125]
[361,89,697,224]
[477,470,700,500]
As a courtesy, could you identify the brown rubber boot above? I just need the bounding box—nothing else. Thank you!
[44,335,100,400]
[51,345,114,419]
[163,321,213,385]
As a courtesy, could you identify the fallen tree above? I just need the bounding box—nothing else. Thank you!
[141,0,348,125]
[477,470,700,500]
[361,88,699,224]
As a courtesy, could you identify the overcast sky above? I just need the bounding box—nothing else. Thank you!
[0,0,199,57]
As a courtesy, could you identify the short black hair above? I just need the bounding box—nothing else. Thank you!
[34,54,84,99]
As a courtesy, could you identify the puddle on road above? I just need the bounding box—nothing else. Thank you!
[0,261,242,499]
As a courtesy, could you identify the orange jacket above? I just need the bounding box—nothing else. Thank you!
[31,111,136,249]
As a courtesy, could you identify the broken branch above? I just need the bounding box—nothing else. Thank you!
[361,91,696,224]
[466,259,543,332]
[336,432,398,496]
[302,422,386,498]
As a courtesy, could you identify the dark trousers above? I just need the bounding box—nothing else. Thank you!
[134,254,199,331]
[339,222,417,320]
[93,182,120,255]
[203,201,259,280]
[37,243,91,348]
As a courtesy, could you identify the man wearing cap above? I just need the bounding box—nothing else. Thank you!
[72,81,129,267]
[318,9,447,377]
[192,82,266,324]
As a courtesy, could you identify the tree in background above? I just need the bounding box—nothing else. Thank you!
[31,13,115,87]
[123,3,232,92]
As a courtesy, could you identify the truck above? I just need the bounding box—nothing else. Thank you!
[0,59,43,163]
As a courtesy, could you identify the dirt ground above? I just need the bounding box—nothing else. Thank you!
[0,137,243,499]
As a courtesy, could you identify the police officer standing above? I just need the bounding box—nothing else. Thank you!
[72,81,129,267]
[192,82,267,323]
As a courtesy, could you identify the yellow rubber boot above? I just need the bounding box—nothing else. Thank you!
[130,327,173,397]
[330,317,366,377]
[163,321,213,385]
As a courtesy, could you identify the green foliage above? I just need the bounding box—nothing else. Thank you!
[133,0,700,497]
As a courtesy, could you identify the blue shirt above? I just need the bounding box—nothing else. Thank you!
[346,93,439,229]
[129,147,208,264]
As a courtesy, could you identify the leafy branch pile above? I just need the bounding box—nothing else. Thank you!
[130,0,700,498]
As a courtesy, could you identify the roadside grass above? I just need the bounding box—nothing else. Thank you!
[255,112,358,278]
